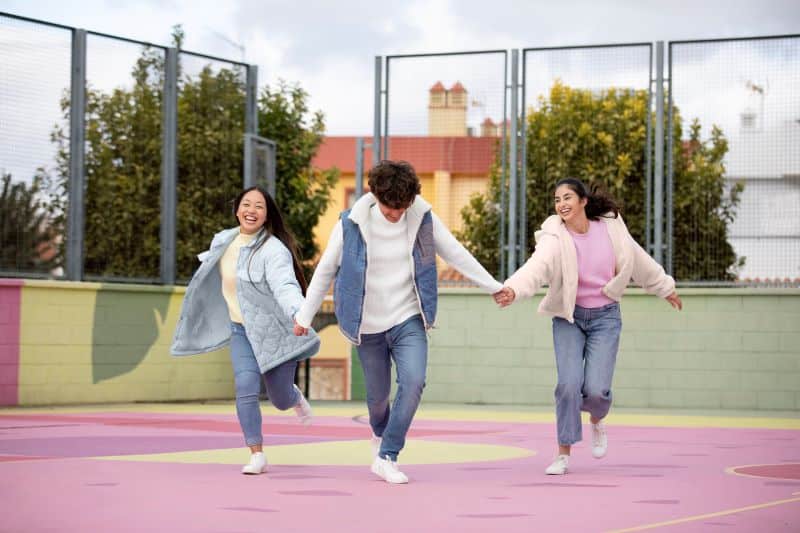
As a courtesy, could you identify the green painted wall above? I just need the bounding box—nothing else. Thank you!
[420,288,800,410]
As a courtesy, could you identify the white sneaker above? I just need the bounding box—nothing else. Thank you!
[371,456,409,484]
[591,421,608,459]
[241,452,267,475]
[293,385,313,425]
[545,454,569,475]
[370,434,382,459]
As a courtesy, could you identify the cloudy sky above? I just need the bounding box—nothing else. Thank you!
[2,0,799,136]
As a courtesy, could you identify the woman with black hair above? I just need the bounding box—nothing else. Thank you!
[495,178,682,475]
[172,186,320,475]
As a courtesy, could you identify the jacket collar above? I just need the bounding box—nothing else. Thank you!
[212,227,267,250]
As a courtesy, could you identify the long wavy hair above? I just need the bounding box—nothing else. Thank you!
[233,186,307,295]
[555,178,620,220]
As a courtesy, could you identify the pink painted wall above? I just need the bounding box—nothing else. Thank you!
[0,279,23,406]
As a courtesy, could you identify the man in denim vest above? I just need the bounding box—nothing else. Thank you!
[295,160,503,484]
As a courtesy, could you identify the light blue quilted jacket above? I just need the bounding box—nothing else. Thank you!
[171,227,320,373]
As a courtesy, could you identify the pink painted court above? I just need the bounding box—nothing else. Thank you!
[2,403,799,532]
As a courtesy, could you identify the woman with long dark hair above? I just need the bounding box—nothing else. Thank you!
[495,178,682,475]
[172,186,320,475]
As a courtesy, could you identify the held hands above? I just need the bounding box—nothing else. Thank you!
[493,286,516,308]
[665,291,683,310]
[293,318,308,336]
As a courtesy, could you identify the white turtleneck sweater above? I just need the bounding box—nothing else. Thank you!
[361,205,420,334]
[295,193,503,337]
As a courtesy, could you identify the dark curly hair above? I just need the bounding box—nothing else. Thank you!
[368,160,421,208]
[555,178,620,220]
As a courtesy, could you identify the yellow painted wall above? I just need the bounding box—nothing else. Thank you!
[17,281,232,406]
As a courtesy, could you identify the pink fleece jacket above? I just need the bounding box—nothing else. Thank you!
[504,213,675,323]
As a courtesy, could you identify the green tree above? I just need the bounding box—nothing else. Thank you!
[457,81,742,281]
[257,81,338,281]
[0,173,60,273]
[42,28,337,281]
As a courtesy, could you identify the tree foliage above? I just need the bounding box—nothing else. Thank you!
[457,81,743,281]
[0,173,60,273]
[41,27,337,281]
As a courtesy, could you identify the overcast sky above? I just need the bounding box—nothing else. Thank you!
[2,0,798,136]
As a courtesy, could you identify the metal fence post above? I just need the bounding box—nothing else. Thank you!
[498,55,509,280]
[517,49,527,264]
[243,136,253,189]
[66,28,86,282]
[355,137,365,198]
[645,46,654,255]
[373,56,382,166]
[653,41,665,266]
[665,44,674,276]
[246,65,258,136]
[507,49,520,275]
[160,47,178,285]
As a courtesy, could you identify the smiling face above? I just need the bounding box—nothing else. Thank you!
[236,189,268,234]
[377,200,408,223]
[554,184,587,224]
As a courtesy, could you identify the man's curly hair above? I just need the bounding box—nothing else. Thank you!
[368,160,421,208]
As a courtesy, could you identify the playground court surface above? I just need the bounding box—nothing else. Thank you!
[1,402,799,532]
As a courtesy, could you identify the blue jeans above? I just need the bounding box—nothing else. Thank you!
[357,315,427,461]
[230,322,299,447]
[552,303,622,446]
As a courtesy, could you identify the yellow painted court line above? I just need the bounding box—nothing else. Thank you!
[411,410,800,430]
[93,439,535,466]
[610,497,800,532]
[2,404,799,430]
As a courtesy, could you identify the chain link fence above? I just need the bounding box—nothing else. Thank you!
[0,12,256,284]
[522,43,653,267]
[3,11,798,286]
[382,51,508,285]
[669,36,800,285]
[0,15,71,278]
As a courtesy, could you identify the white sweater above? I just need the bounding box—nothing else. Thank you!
[361,205,420,333]
[295,193,503,333]
[505,214,675,323]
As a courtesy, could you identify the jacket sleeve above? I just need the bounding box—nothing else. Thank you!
[431,212,503,293]
[264,240,305,319]
[504,234,557,300]
[294,221,344,328]
[629,234,676,298]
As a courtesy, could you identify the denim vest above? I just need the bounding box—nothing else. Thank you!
[333,209,437,344]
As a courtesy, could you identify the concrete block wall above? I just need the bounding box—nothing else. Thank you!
[3,279,799,410]
[423,288,800,410]
[1,279,233,406]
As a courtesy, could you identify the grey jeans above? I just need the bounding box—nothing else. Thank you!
[551,303,622,446]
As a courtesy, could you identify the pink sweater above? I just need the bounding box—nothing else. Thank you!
[569,219,615,308]
[504,214,675,323]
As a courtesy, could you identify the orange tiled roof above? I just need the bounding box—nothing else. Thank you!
[312,136,497,175]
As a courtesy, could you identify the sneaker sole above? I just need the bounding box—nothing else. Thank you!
[370,465,408,484]
[241,466,267,475]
